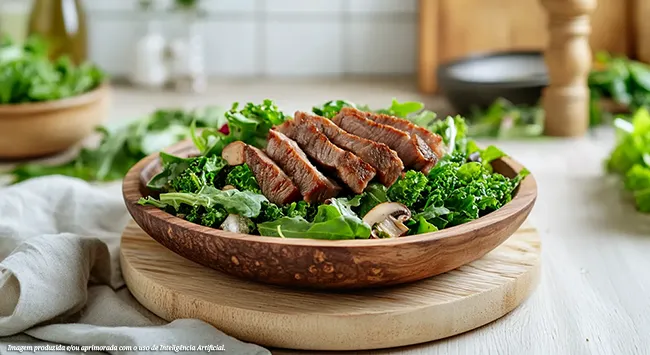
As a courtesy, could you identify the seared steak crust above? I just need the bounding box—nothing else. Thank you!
[294,111,403,186]
[265,130,341,203]
[243,144,301,205]
[367,111,446,159]
[333,107,436,174]
[276,117,376,194]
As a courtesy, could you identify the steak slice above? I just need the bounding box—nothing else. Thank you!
[276,117,376,194]
[366,112,446,158]
[265,130,341,203]
[333,107,436,174]
[243,144,301,205]
[295,111,403,187]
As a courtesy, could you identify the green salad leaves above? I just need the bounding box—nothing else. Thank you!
[10,107,227,183]
[0,35,105,104]
[133,98,529,240]
[606,108,650,212]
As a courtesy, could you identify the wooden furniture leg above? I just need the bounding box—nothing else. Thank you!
[418,0,439,94]
[539,0,596,137]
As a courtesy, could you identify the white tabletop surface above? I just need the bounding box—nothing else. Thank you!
[4,79,650,355]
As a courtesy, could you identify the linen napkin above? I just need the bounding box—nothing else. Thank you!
[0,176,270,355]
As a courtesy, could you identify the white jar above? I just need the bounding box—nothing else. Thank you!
[130,20,168,89]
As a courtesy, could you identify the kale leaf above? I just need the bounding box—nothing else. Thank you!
[387,170,429,209]
[225,164,261,193]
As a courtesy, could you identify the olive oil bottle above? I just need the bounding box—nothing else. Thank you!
[27,0,88,64]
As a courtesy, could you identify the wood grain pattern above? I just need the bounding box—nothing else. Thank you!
[120,220,541,351]
[121,140,537,289]
[0,84,110,159]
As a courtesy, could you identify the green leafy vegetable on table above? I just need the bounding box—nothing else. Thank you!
[605,108,650,212]
[10,106,227,183]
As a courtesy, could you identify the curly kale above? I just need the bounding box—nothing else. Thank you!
[282,201,316,221]
[225,164,261,193]
[201,208,228,227]
[410,155,529,231]
[253,200,316,224]
[256,201,284,223]
[387,170,429,209]
[168,155,227,193]
[176,205,227,228]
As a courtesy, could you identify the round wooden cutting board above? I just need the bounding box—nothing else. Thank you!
[120,220,541,351]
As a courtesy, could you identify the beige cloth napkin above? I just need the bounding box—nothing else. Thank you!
[0,176,270,355]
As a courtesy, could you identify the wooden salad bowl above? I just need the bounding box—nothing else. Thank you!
[122,139,537,289]
[0,84,110,159]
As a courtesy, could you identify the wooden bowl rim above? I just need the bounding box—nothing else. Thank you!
[0,82,110,114]
[122,140,538,248]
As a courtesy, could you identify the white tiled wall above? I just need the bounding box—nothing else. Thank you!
[81,0,418,77]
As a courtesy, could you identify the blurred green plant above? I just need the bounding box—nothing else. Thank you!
[0,35,105,104]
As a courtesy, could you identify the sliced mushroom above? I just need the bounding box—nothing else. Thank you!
[222,185,236,191]
[222,141,246,165]
[220,214,252,234]
[362,202,412,238]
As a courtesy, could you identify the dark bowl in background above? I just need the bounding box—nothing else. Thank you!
[437,51,548,117]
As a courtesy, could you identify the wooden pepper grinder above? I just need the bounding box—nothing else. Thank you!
[539,0,596,137]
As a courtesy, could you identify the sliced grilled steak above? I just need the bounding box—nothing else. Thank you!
[265,130,341,203]
[276,118,376,194]
[294,111,403,187]
[366,112,446,158]
[243,144,301,205]
[333,107,436,174]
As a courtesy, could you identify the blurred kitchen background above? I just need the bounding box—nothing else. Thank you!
[0,0,647,171]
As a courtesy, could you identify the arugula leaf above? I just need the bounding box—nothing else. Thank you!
[141,186,268,218]
[355,183,388,217]
[312,100,357,119]
[199,99,290,156]
[146,152,193,190]
[374,98,424,117]
[258,201,371,240]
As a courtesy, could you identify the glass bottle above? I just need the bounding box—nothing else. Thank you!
[27,0,88,64]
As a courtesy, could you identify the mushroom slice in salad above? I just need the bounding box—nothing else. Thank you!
[362,202,411,238]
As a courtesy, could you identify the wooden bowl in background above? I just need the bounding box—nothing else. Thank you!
[0,84,111,159]
[122,140,537,290]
